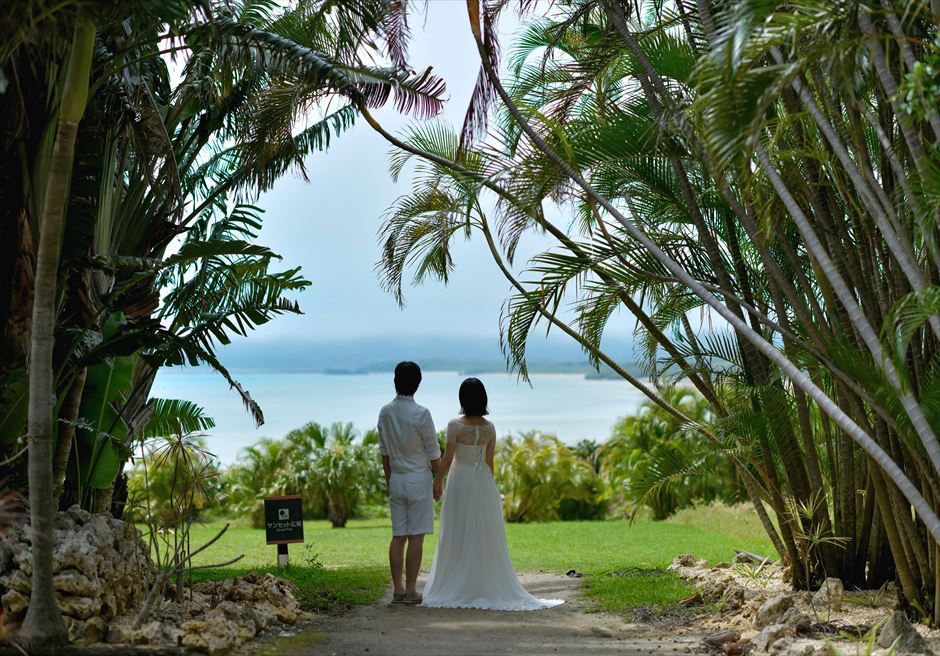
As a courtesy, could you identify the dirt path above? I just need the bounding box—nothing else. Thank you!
[254,573,709,656]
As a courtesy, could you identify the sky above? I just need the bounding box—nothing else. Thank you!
[243,3,565,345]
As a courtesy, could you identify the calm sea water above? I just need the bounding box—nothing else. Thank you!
[150,370,647,464]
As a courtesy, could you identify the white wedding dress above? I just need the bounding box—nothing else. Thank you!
[421,420,564,610]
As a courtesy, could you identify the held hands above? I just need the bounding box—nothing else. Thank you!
[433,479,443,501]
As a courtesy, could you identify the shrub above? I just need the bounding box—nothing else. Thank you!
[125,433,223,525]
[599,389,743,520]
[223,422,383,528]
[495,431,605,522]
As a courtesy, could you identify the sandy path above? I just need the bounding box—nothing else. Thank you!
[255,573,709,656]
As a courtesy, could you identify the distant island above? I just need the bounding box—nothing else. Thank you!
[322,360,638,379]
[213,335,640,379]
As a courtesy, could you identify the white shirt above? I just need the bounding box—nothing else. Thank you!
[377,395,440,475]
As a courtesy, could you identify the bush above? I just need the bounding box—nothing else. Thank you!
[125,433,224,525]
[223,422,383,528]
[599,388,744,520]
[495,432,605,522]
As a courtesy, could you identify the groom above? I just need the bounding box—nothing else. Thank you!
[376,361,441,605]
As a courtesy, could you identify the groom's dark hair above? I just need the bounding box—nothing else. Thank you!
[394,361,422,396]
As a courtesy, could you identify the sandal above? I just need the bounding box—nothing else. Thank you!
[402,593,422,605]
[391,593,406,604]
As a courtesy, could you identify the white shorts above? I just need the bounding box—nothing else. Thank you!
[389,470,434,537]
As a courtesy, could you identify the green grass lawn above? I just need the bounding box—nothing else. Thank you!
[181,504,772,617]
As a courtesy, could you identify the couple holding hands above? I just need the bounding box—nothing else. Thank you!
[376,361,563,610]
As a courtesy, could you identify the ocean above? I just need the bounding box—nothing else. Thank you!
[150,370,648,464]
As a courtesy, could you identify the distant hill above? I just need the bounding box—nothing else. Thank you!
[213,335,640,377]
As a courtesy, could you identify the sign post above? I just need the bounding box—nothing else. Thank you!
[264,495,304,568]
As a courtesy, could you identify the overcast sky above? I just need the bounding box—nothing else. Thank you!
[241,3,563,344]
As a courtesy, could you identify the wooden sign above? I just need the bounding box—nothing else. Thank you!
[264,495,304,545]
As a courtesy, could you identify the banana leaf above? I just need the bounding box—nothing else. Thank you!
[74,313,135,500]
[0,370,28,446]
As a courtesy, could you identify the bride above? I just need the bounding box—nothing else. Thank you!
[421,378,563,610]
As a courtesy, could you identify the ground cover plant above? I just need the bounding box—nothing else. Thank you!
[184,504,773,616]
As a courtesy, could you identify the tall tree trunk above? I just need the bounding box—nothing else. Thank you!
[52,367,86,509]
[19,16,96,648]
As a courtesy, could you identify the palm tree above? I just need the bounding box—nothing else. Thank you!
[313,423,381,527]
[601,389,740,520]
[374,0,940,614]
[19,13,96,646]
[2,0,446,641]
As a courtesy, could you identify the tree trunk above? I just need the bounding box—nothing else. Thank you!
[329,493,348,528]
[52,367,86,509]
[19,16,96,648]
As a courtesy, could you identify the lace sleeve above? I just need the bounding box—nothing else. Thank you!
[446,419,459,444]
[486,422,497,444]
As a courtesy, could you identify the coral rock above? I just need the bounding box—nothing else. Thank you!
[811,578,843,614]
[670,554,696,569]
[0,505,154,633]
[755,594,795,629]
[877,611,927,653]
[753,623,795,652]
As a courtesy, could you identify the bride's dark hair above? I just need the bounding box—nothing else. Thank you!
[458,377,489,416]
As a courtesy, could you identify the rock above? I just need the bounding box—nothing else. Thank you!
[252,601,279,631]
[877,611,927,653]
[811,578,843,613]
[698,571,737,602]
[0,567,30,593]
[54,568,96,596]
[63,615,109,645]
[780,607,812,632]
[1,588,28,614]
[182,609,253,655]
[84,616,108,644]
[753,623,795,652]
[137,620,184,647]
[65,505,92,525]
[721,582,746,610]
[63,616,84,643]
[780,642,824,656]
[0,505,154,632]
[755,593,795,629]
[705,630,741,646]
[671,554,696,569]
[214,599,259,635]
[58,594,101,620]
[106,617,135,644]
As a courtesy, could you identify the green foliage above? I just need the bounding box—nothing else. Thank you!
[224,422,383,528]
[126,433,223,526]
[73,314,136,501]
[496,431,606,522]
[600,389,743,521]
[136,398,217,441]
[894,37,940,123]
[0,0,448,518]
